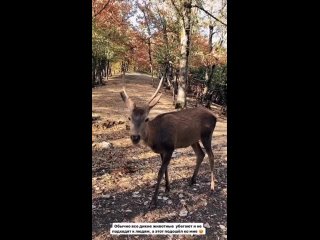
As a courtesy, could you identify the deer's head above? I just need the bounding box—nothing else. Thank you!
[120,77,164,144]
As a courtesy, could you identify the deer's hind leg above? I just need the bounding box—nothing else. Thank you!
[201,133,215,191]
[190,142,205,185]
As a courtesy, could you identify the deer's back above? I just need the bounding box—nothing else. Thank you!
[146,107,217,152]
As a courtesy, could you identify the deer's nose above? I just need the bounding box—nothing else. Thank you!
[130,135,140,143]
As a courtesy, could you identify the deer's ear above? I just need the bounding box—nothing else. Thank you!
[120,91,135,110]
[148,93,162,109]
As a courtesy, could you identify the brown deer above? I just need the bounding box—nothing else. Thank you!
[120,77,217,209]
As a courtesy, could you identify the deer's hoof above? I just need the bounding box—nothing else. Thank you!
[165,186,170,192]
[148,199,157,210]
[210,181,215,191]
[189,178,196,186]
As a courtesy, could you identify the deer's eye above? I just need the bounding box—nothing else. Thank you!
[128,117,131,121]
[145,118,149,122]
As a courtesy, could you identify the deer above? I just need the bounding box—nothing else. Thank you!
[120,77,217,209]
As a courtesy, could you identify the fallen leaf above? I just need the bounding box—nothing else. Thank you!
[219,225,226,230]
[204,223,210,228]
[102,194,111,198]
[179,208,188,217]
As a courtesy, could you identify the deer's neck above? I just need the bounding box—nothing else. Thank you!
[141,121,163,153]
[141,122,151,146]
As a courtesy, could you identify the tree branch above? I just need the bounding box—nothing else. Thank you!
[170,0,184,19]
[191,4,227,27]
[93,0,112,18]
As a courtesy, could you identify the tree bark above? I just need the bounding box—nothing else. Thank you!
[202,24,215,105]
[106,60,109,81]
[147,37,154,86]
[98,58,103,85]
[139,4,154,86]
[92,57,96,87]
[175,0,192,109]
[162,18,170,88]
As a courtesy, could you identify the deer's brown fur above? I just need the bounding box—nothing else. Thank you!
[120,77,217,209]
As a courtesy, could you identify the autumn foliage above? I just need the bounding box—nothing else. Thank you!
[92,0,227,109]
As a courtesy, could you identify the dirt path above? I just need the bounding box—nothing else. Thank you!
[92,72,227,240]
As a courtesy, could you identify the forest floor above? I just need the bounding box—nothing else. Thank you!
[92,72,227,240]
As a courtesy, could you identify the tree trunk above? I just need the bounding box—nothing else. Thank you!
[202,24,215,106]
[92,57,96,87]
[139,4,154,86]
[98,59,104,85]
[108,63,112,76]
[175,0,192,109]
[172,70,179,105]
[147,38,154,86]
[161,17,171,90]
[208,25,214,53]
[106,60,109,81]
[203,64,216,105]
[121,61,125,83]
[101,58,107,77]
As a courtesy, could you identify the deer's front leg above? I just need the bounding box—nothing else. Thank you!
[160,153,170,192]
[149,150,173,209]
[165,166,170,192]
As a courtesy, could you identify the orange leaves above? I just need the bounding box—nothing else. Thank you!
[92,0,227,70]
[190,34,227,68]
[93,0,132,32]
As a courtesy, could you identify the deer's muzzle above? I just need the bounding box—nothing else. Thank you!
[130,135,140,144]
